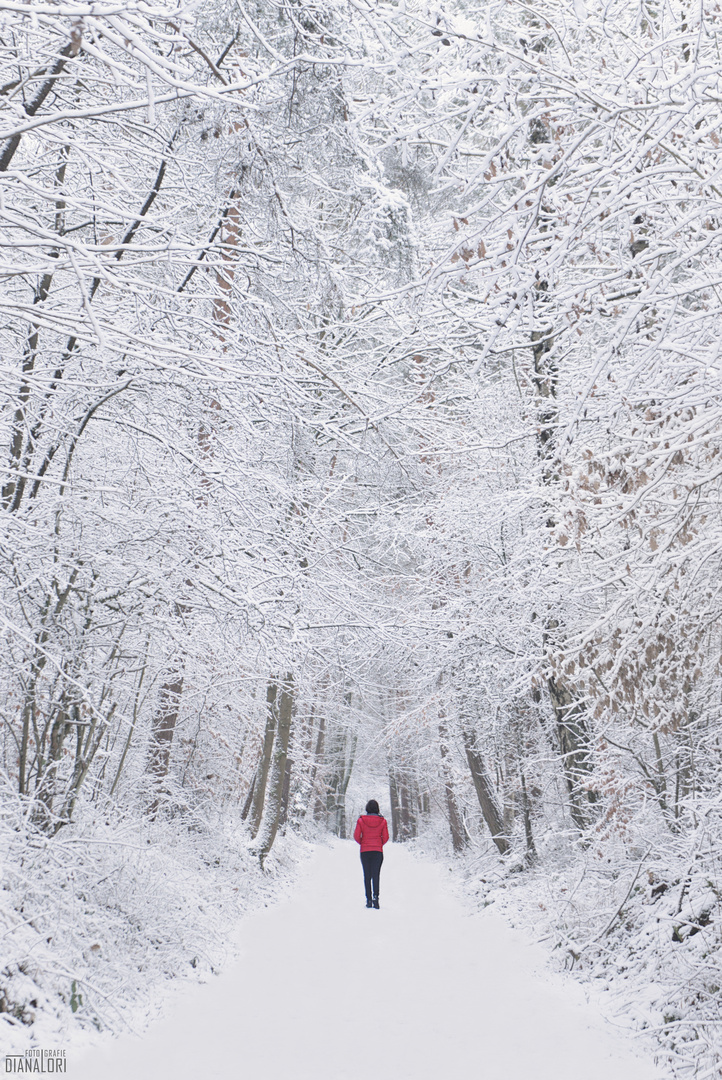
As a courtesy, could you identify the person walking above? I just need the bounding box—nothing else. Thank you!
[353,799,389,909]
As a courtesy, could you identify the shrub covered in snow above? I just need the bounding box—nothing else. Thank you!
[0,788,308,1053]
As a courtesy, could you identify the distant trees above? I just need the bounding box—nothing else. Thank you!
[270,0,722,879]
[0,0,444,865]
[2,0,722,906]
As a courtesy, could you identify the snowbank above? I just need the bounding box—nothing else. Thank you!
[444,827,722,1080]
[0,793,310,1054]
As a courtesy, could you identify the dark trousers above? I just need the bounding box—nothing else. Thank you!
[360,850,383,903]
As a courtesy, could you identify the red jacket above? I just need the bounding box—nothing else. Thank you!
[354,814,389,852]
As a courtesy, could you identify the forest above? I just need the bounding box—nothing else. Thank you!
[1,0,721,1075]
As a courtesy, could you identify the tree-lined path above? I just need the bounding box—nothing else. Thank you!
[75,845,664,1080]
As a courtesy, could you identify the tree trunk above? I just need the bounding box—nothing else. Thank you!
[399,767,418,840]
[249,681,278,838]
[288,702,315,824]
[278,758,293,829]
[388,766,402,842]
[439,723,467,854]
[547,676,597,831]
[520,770,537,866]
[336,733,356,839]
[324,724,355,836]
[147,675,183,816]
[253,675,293,867]
[148,676,183,780]
[532,266,598,832]
[312,714,327,823]
[241,771,256,821]
[109,638,150,797]
[461,726,509,856]
[33,699,72,829]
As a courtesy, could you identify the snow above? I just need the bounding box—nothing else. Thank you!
[73,843,666,1080]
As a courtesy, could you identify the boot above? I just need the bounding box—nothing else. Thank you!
[366,899,372,908]
[373,897,379,909]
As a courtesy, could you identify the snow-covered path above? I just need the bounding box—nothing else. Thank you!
[76,843,663,1080]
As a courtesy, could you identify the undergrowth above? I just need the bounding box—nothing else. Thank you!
[0,790,309,1053]
[446,816,722,1080]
